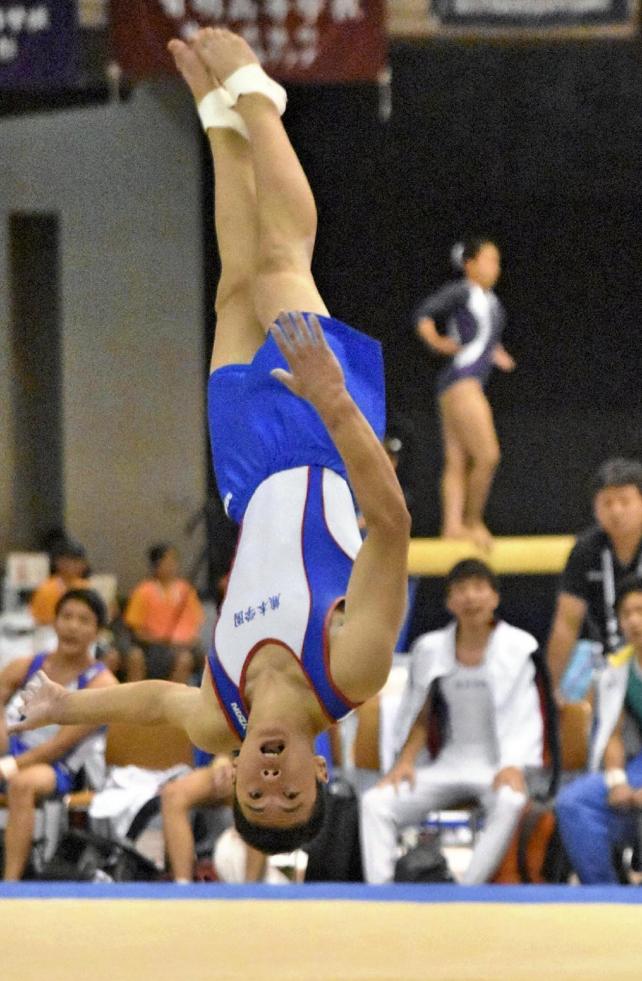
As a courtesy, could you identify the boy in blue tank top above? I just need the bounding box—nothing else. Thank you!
[11,29,410,856]
[1,588,117,880]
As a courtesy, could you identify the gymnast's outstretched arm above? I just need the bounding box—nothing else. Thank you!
[7,671,233,753]
[9,673,196,731]
[271,313,411,700]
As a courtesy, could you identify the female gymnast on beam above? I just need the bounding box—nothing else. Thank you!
[415,239,516,551]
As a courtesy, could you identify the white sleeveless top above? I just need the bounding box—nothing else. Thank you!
[6,654,107,787]
[208,466,363,738]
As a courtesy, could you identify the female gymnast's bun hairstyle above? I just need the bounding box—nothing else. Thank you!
[450,242,466,271]
[451,237,496,270]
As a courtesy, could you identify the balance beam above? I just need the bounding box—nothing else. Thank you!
[408,536,575,576]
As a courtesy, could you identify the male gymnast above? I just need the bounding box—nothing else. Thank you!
[11,30,410,853]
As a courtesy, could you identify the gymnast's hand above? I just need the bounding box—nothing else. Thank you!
[492,345,516,372]
[270,311,346,410]
[7,670,67,733]
[377,758,416,792]
[209,754,234,795]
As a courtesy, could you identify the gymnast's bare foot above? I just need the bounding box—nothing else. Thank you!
[441,525,470,542]
[466,522,494,553]
[167,37,217,103]
[194,27,259,84]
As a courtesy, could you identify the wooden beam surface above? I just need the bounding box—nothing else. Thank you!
[408,535,575,576]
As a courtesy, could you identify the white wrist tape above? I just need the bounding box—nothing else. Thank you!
[604,768,628,790]
[0,755,18,780]
[197,89,249,140]
[223,64,287,116]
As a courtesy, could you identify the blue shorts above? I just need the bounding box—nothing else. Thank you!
[52,762,75,795]
[0,761,74,796]
[208,314,385,523]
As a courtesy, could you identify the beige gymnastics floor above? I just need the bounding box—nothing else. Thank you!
[2,899,641,981]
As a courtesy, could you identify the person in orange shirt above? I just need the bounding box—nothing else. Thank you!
[30,540,90,626]
[125,544,205,685]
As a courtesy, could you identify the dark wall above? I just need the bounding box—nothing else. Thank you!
[385,40,642,541]
[275,40,642,640]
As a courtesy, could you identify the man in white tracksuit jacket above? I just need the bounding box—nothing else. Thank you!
[361,559,549,884]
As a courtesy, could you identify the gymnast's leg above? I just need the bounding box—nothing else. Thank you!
[193,28,329,329]
[169,36,264,371]
[439,379,500,551]
[440,411,468,540]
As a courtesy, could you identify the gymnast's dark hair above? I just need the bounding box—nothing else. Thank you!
[51,538,86,563]
[592,458,642,498]
[451,237,497,271]
[615,574,642,612]
[445,558,499,594]
[232,779,327,855]
[148,542,174,568]
[55,587,108,630]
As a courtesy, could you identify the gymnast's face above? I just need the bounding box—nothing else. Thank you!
[594,484,642,543]
[233,731,329,827]
[54,599,99,657]
[55,555,88,583]
[446,576,499,628]
[465,243,501,291]
[618,591,642,651]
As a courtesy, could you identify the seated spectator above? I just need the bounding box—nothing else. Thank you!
[547,458,642,700]
[161,752,271,883]
[360,559,547,884]
[29,539,90,626]
[0,588,118,880]
[94,595,136,681]
[125,544,205,684]
[556,575,642,883]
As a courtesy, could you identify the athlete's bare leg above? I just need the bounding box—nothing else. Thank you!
[161,766,223,881]
[440,410,469,540]
[194,29,329,328]
[3,764,56,880]
[440,379,500,551]
[169,38,264,371]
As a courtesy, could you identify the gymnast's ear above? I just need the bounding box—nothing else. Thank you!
[313,755,329,784]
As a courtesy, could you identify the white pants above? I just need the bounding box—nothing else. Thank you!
[214,828,289,884]
[360,756,527,884]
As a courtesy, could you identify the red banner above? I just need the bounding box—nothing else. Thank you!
[111,0,387,84]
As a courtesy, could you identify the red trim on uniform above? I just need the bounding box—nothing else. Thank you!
[213,466,356,730]
[208,518,246,739]
[205,657,244,739]
[238,637,338,726]
[299,467,356,718]
[308,467,359,713]
[322,598,362,711]
[239,637,292,704]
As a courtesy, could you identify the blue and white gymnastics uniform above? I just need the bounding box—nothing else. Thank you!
[207,314,385,740]
[5,654,108,794]
[415,280,506,395]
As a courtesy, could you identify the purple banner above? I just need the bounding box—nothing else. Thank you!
[0,1,78,89]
